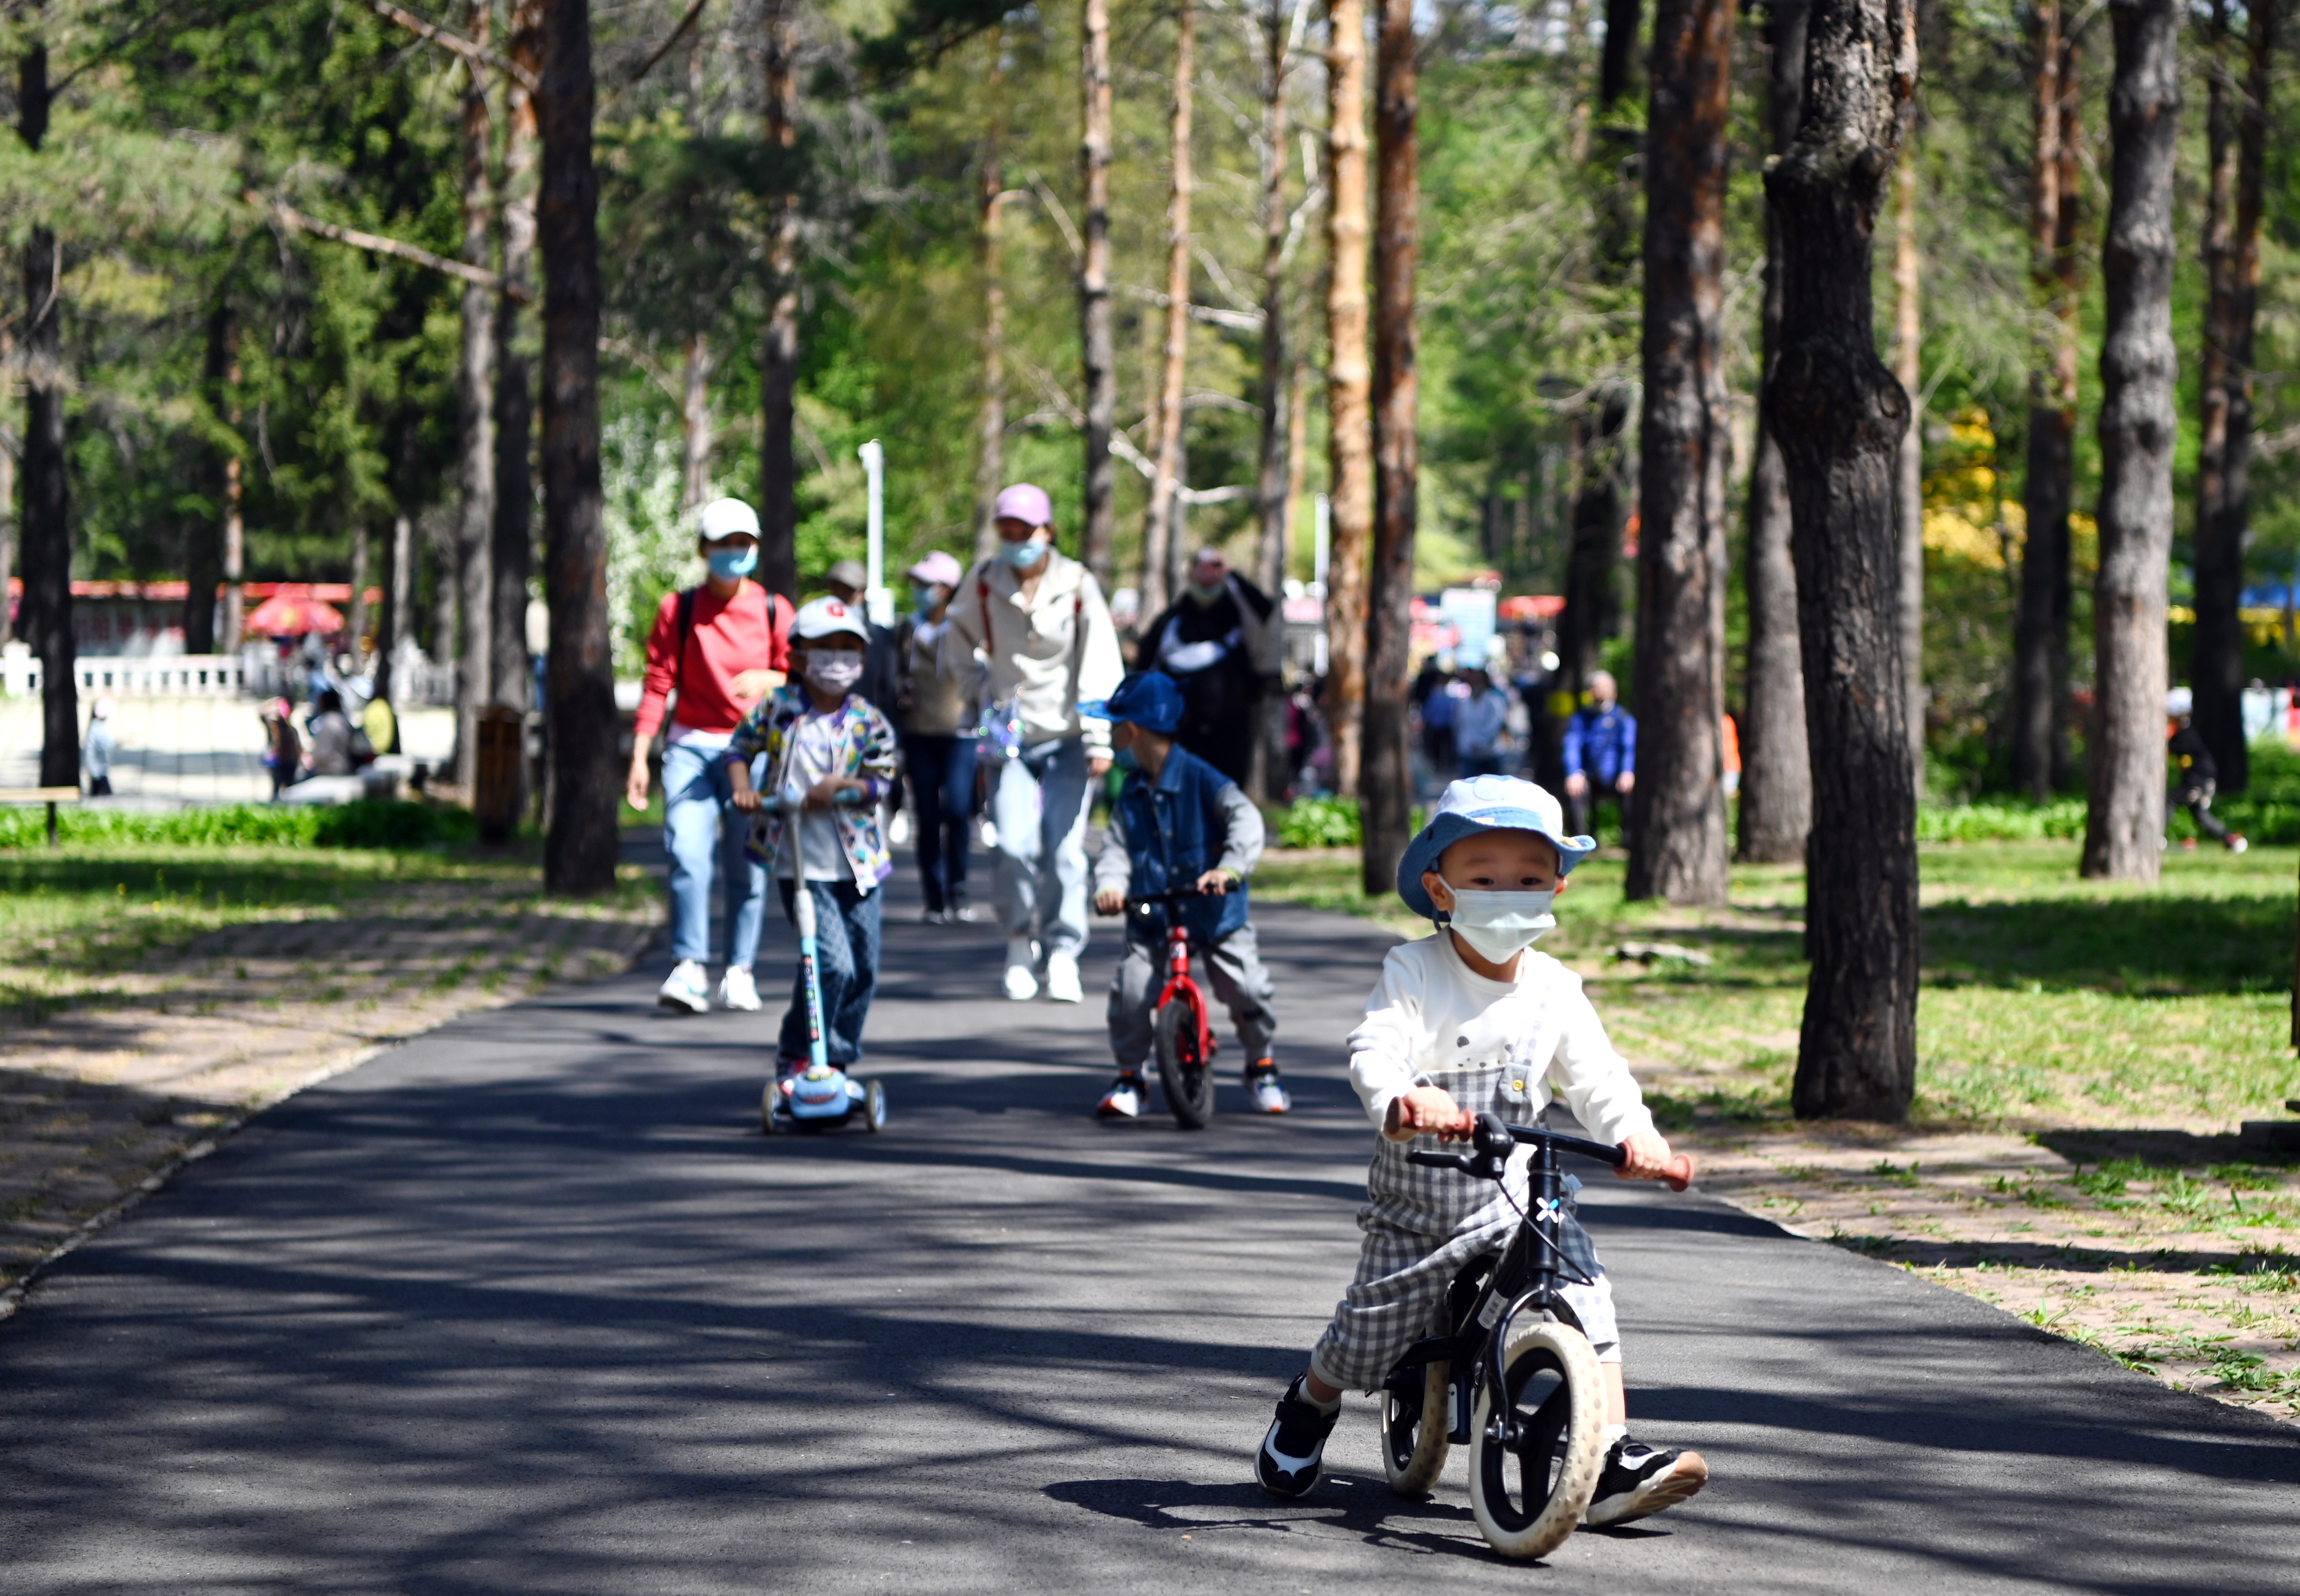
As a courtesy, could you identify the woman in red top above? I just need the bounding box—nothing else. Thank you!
[626,498,794,1014]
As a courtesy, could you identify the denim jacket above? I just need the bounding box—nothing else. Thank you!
[727,686,899,888]
[1095,745,1262,944]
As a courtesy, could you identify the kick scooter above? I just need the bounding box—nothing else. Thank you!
[759,786,886,1136]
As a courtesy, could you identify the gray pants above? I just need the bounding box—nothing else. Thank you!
[1106,923,1279,1071]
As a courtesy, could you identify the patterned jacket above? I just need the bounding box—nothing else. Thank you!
[726,685,899,889]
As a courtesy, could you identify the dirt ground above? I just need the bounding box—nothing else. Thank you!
[0,877,662,1296]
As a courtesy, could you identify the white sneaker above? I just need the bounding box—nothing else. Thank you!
[1003,937,1040,1001]
[1097,1074,1145,1118]
[657,959,710,1014]
[1045,950,1083,1003]
[718,966,762,1012]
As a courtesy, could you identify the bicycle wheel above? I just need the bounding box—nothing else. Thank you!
[1380,1359,1451,1496]
[1153,992,1216,1129]
[1468,1318,1605,1560]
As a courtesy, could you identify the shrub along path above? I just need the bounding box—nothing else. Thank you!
[1254,838,2300,1423]
[0,816,660,1292]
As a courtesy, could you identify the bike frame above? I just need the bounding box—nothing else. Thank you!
[1386,1114,1624,1446]
[1129,889,1217,1066]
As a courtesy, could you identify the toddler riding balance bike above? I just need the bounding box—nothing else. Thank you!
[758,786,887,1137]
[1123,886,1221,1130]
[1379,1113,1692,1560]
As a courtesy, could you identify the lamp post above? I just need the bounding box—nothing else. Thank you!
[857,439,891,627]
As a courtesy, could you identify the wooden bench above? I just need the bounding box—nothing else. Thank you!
[0,786,83,846]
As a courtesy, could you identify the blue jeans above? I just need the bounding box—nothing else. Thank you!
[775,879,882,1066]
[902,731,978,912]
[663,740,768,968]
[992,735,1092,960]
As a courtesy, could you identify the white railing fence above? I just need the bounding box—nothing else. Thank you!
[0,651,459,705]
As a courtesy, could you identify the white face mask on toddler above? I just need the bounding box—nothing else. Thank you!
[1437,880,1557,964]
[804,650,864,694]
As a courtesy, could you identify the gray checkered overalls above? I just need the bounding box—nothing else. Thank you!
[1307,1058,1620,1392]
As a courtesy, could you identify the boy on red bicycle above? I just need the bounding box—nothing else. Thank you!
[1085,671,1288,1117]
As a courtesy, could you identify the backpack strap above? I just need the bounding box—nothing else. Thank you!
[673,586,700,706]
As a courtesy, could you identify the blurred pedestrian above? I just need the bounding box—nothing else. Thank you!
[1129,546,1280,784]
[896,550,981,923]
[1454,665,1513,779]
[1416,653,1463,783]
[2167,688,2248,853]
[306,689,358,776]
[259,699,301,798]
[628,497,796,1016]
[945,483,1125,1004]
[1562,670,1636,844]
[822,558,903,719]
[84,698,118,798]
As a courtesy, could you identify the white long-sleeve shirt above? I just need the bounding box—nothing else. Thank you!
[943,548,1126,757]
[1346,933,1657,1148]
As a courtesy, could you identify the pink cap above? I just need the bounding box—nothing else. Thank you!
[993,483,1053,528]
[907,550,964,586]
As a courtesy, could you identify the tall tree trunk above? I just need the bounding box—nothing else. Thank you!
[758,0,801,603]
[1078,0,1117,584]
[377,510,412,723]
[539,0,616,894]
[185,306,231,655]
[17,36,73,790]
[1891,138,1925,785]
[1253,0,1295,805]
[1601,0,1642,106]
[1140,0,1198,620]
[2191,0,2274,794]
[1360,0,1418,893]
[1740,0,1812,864]
[2013,0,2079,799]
[679,333,714,509]
[1567,0,1596,161]
[494,0,542,717]
[2082,0,2180,883]
[1324,0,1373,797]
[975,53,1007,565]
[1765,0,1919,1120]
[1559,393,1625,698]
[0,337,12,651]
[348,520,371,653]
[454,15,498,788]
[1626,0,1736,905]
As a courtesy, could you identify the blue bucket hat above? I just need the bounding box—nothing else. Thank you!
[1081,671,1185,736]
[1395,775,1597,919]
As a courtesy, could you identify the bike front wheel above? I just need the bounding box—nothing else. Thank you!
[1152,991,1216,1129]
[1380,1359,1451,1496]
[1468,1318,1605,1560]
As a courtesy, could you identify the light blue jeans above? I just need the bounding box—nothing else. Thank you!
[992,735,1091,961]
[663,740,767,968]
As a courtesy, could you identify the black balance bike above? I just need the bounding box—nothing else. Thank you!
[1378,1112,1692,1560]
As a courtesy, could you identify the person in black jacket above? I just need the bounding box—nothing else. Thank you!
[1129,548,1278,784]
[823,559,902,720]
[2167,688,2248,852]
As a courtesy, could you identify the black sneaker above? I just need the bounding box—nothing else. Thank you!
[1583,1437,1709,1527]
[1256,1374,1342,1498]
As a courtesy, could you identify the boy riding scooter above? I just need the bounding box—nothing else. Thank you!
[1086,671,1290,1117]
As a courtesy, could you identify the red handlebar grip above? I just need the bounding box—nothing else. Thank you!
[1660,1153,1695,1193]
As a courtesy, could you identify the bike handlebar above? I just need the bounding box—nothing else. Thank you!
[1404,1113,1695,1192]
[1123,887,1211,908]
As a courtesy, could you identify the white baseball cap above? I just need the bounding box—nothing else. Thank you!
[698,497,761,541]
[793,595,869,643]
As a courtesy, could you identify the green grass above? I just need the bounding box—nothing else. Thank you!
[1252,836,2300,1131]
[0,798,478,852]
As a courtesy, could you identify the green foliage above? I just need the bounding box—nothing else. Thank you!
[1276,795,1362,848]
[0,801,475,853]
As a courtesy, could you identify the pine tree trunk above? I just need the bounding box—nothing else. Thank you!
[1891,145,1925,784]
[1253,0,1295,805]
[1559,394,1625,700]
[1140,0,1197,621]
[680,333,713,509]
[2013,0,2078,799]
[2082,0,2180,883]
[185,305,231,656]
[1626,0,1735,905]
[975,61,1007,565]
[1324,0,1373,798]
[454,15,498,788]
[0,329,12,652]
[2191,0,2274,794]
[1740,0,1812,865]
[539,0,617,895]
[378,511,412,725]
[758,0,801,603]
[1765,0,1919,1121]
[494,0,542,716]
[1361,0,1418,893]
[347,522,370,652]
[1600,0,1642,106]
[17,37,73,789]
[1078,0,1118,585]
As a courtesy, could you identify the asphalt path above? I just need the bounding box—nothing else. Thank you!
[4,842,2298,1594]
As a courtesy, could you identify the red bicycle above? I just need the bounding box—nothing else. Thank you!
[1126,887,1220,1129]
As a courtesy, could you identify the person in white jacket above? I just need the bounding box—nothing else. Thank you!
[943,483,1126,1003]
[1253,775,1709,1529]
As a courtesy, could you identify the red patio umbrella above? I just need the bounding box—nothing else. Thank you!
[245,590,345,637]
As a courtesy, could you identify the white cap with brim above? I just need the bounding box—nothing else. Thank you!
[699,497,761,541]
[794,595,868,643]
[1395,774,1597,919]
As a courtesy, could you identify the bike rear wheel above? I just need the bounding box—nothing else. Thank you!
[1380,1359,1451,1496]
[1468,1318,1605,1560]
[1153,991,1216,1129]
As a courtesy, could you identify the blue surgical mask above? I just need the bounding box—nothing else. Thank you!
[1000,537,1049,570]
[913,584,942,614]
[707,545,758,580]
[1114,746,1140,772]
